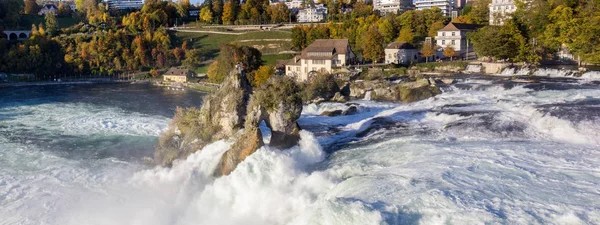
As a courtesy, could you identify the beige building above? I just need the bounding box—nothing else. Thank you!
[163,67,191,83]
[285,39,356,82]
[435,22,481,56]
[385,42,419,65]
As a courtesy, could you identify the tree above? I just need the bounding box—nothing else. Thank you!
[58,3,73,17]
[251,65,274,86]
[212,0,223,23]
[24,0,39,15]
[291,26,307,50]
[0,0,24,27]
[397,27,414,43]
[222,0,236,24]
[421,42,435,63]
[378,19,396,43]
[45,13,59,36]
[443,45,456,61]
[363,26,384,65]
[469,0,492,24]
[199,7,213,24]
[428,21,445,37]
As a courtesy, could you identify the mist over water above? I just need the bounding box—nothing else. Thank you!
[1,78,600,224]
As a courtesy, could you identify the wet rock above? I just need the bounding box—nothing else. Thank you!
[214,76,302,176]
[156,70,303,177]
[321,110,344,117]
[154,70,252,167]
[342,106,358,115]
[398,79,441,103]
[331,92,349,102]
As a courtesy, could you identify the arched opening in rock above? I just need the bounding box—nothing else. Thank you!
[258,120,272,145]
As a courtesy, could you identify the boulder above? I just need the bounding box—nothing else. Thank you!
[398,79,441,103]
[331,92,349,102]
[321,110,343,117]
[342,106,358,115]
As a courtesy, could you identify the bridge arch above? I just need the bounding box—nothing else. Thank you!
[9,33,17,40]
[19,33,28,39]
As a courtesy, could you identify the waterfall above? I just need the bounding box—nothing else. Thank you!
[499,67,530,76]
[465,65,482,74]
[364,91,372,101]
[581,71,600,80]
[533,68,577,77]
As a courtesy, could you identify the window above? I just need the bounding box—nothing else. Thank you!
[288,66,291,71]
[442,32,445,36]
[313,59,326,64]
[451,40,455,45]
[452,32,455,36]
[442,40,446,45]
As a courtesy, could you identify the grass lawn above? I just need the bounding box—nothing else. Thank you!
[173,30,292,59]
[18,15,80,29]
[262,54,294,66]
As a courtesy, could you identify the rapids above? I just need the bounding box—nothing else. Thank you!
[1,77,600,224]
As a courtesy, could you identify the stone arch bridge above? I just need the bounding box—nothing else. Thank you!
[1,30,32,41]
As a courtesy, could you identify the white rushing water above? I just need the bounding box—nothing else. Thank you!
[1,79,600,225]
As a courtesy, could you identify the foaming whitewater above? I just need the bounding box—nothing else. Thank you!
[2,80,600,224]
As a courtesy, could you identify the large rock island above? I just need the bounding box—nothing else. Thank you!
[154,69,302,176]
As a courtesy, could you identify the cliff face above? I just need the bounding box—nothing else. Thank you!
[155,70,303,177]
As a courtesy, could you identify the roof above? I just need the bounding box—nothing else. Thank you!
[439,22,483,32]
[301,39,350,59]
[164,67,190,76]
[385,42,416,50]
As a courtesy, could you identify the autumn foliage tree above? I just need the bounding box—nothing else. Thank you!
[443,45,456,61]
[363,26,384,65]
[421,42,435,63]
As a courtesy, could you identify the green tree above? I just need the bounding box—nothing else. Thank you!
[378,19,396,43]
[0,0,24,27]
[363,26,384,65]
[212,0,223,23]
[469,0,492,24]
[45,13,59,36]
[291,26,307,50]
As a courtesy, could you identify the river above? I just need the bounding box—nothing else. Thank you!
[1,77,599,224]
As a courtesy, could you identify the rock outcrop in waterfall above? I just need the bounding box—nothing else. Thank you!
[154,69,302,176]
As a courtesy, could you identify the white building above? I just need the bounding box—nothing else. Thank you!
[104,0,144,10]
[414,0,455,16]
[285,39,356,82]
[373,0,414,15]
[38,4,58,16]
[285,0,303,9]
[385,42,419,65]
[435,22,481,55]
[489,0,517,25]
[297,5,327,23]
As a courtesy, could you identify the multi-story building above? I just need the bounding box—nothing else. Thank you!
[104,0,144,10]
[385,42,419,65]
[297,5,327,23]
[373,0,414,15]
[414,0,455,16]
[285,39,356,82]
[489,0,517,25]
[435,22,481,55]
[282,0,303,9]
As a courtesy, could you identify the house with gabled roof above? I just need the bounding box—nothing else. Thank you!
[435,22,483,56]
[284,39,356,82]
[385,42,418,65]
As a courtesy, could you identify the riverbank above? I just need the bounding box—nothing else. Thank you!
[0,79,135,87]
